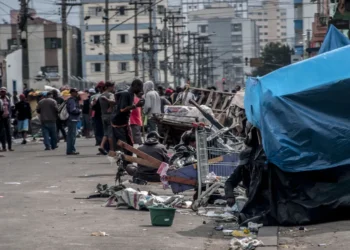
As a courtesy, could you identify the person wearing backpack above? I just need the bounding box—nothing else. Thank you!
[52,90,67,142]
[66,88,81,155]
[36,92,58,150]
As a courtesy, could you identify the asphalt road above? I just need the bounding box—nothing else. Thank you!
[0,139,227,250]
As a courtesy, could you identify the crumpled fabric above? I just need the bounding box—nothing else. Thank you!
[157,162,169,189]
[229,237,263,250]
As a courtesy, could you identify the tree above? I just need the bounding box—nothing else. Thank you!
[252,42,292,77]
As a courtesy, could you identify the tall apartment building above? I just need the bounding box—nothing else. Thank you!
[80,0,172,84]
[0,13,81,91]
[294,0,318,56]
[181,0,248,32]
[248,1,288,51]
[188,7,259,88]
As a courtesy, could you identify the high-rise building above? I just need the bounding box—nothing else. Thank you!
[248,1,288,51]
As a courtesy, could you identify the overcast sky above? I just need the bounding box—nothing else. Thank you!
[0,0,80,26]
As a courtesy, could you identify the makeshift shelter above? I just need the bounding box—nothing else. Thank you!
[241,32,350,225]
[318,25,350,54]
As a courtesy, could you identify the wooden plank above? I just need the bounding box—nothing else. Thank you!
[123,155,160,169]
[205,89,214,106]
[212,93,220,110]
[166,176,197,186]
[117,140,162,166]
[193,156,224,169]
[198,90,205,105]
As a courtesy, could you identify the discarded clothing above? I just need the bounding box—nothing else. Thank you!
[229,237,263,250]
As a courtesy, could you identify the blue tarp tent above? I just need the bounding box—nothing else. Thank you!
[318,25,350,54]
[245,44,350,172]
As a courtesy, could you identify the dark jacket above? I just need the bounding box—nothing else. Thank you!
[66,96,81,122]
[136,138,169,182]
[37,98,58,123]
[15,101,32,120]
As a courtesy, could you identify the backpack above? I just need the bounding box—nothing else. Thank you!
[58,101,69,121]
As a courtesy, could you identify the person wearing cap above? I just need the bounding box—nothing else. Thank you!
[165,88,173,104]
[36,91,58,151]
[98,81,115,155]
[15,94,32,144]
[82,88,95,138]
[0,87,14,151]
[125,131,169,182]
[66,88,81,155]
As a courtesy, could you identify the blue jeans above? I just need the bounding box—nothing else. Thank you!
[42,122,57,150]
[66,120,77,154]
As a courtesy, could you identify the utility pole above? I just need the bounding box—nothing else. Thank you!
[163,9,168,86]
[19,0,30,88]
[104,0,110,81]
[186,31,190,80]
[210,50,214,85]
[192,34,197,88]
[148,0,154,82]
[142,39,145,82]
[130,1,139,77]
[176,32,181,83]
[171,15,176,85]
[62,0,68,84]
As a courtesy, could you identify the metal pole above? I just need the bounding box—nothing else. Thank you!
[133,1,139,77]
[186,31,190,80]
[62,0,68,84]
[171,15,176,86]
[21,0,30,88]
[193,34,196,88]
[104,0,110,81]
[177,32,180,85]
[148,0,154,82]
[163,9,168,86]
[142,39,145,82]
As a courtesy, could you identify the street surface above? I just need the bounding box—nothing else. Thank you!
[0,139,348,250]
[0,139,226,250]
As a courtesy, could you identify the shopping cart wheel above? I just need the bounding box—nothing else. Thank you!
[191,200,200,211]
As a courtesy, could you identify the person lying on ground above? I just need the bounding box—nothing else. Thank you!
[125,131,169,183]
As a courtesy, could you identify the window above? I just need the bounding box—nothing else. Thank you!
[232,45,242,53]
[142,33,149,43]
[91,63,104,73]
[281,32,287,36]
[90,35,102,44]
[264,39,268,42]
[232,34,242,42]
[235,67,243,76]
[189,6,192,9]
[42,66,59,79]
[264,32,268,35]
[232,57,242,63]
[258,12,262,15]
[198,25,208,33]
[118,62,129,72]
[281,25,286,28]
[277,29,280,32]
[258,19,262,21]
[234,4,237,7]
[258,25,263,28]
[281,12,286,16]
[118,34,129,44]
[118,6,126,15]
[194,5,197,8]
[45,38,62,49]
[281,19,286,22]
[282,39,287,42]
[239,3,242,7]
[158,5,165,15]
[259,39,264,42]
[264,25,268,28]
[264,12,268,15]
[232,23,242,32]
[264,19,268,21]
[88,6,103,17]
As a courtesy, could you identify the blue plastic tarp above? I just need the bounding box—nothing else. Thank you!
[318,25,350,54]
[245,44,350,172]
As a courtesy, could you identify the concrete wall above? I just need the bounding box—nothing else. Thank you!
[6,49,23,96]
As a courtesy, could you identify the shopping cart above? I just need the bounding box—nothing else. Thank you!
[191,124,247,211]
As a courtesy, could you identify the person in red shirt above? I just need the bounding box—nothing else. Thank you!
[130,93,143,145]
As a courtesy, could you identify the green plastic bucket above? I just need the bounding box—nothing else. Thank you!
[149,206,176,226]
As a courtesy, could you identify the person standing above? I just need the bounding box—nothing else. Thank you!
[98,81,115,155]
[36,93,58,150]
[91,82,105,148]
[82,89,95,138]
[111,79,144,160]
[15,94,32,144]
[143,81,161,132]
[66,88,81,155]
[0,87,13,152]
[52,90,67,142]
[130,93,143,146]
[157,86,171,114]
